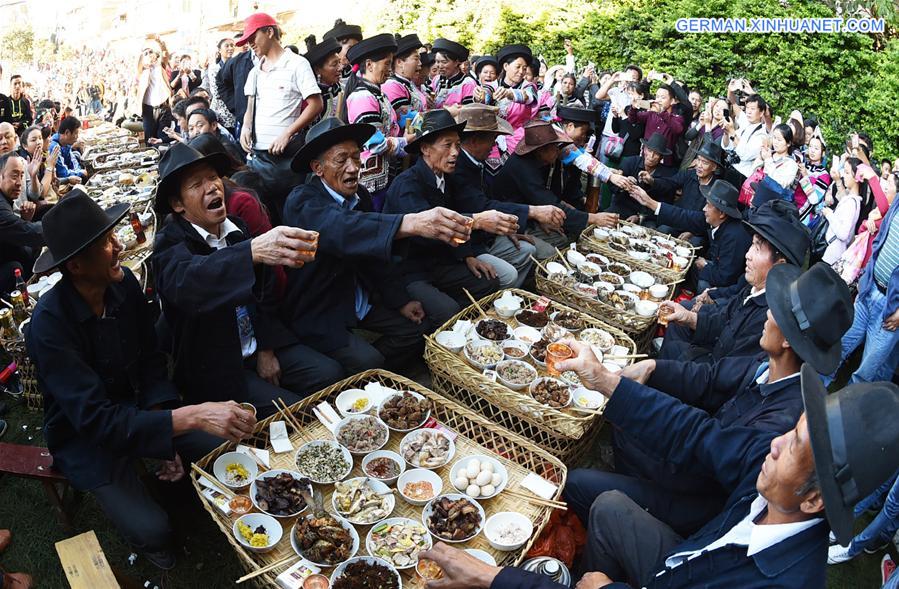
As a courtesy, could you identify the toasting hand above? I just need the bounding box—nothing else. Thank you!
[251,226,318,268]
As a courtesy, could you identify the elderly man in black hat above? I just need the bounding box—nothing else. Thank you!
[281,117,472,375]
[152,143,329,416]
[605,132,677,220]
[384,109,511,326]
[492,120,621,259]
[564,261,854,538]
[631,178,751,291]
[431,38,478,109]
[26,190,258,570]
[658,200,811,363]
[423,358,899,589]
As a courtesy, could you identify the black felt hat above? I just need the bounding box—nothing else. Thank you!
[420,51,436,68]
[695,141,725,167]
[431,38,469,61]
[304,37,341,68]
[802,365,899,545]
[323,20,363,42]
[405,109,467,154]
[743,199,811,266]
[154,143,232,217]
[474,55,499,77]
[291,117,375,172]
[698,179,742,220]
[557,105,599,126]
[496,44,532,67]
[346,33,398,67]
[767,262,853,374]
[395,33,423,57]
[639,132,672,157]
[33,189,130,274]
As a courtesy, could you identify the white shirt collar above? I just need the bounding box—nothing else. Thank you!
[744,287,766,305]
[462,148,483,168]
[434,173,446,193]
[756,367,801,386]
[710,225,721,239]
[189,218,242,250]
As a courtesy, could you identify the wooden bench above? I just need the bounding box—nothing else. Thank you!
[0,442,78,531]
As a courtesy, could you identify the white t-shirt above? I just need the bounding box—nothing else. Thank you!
[244,50,321,151]
[731,110,766,179]
[602,85,631,137]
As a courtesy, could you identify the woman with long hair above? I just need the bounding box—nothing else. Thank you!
[821,156,866,265]
[205,37,237,132]
[303,35,343,123]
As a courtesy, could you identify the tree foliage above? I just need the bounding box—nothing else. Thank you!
[1,27,35,65]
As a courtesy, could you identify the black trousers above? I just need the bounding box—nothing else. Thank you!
[142,103,173,143]
[407,263,500,329]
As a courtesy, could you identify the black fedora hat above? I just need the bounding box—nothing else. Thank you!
[767,262,852,374]
[802,364,899,545]
[405,109,467,154]
[639,132,671,157]
[431,38,469,61]
[557,105,599,127]
[420,51,436,68]
[695,142,724,167]
[698,179,742,219]
[743,199,810,266]
[154,143,232,216]
[496,44,532,67]
[33,189,130,274]
[346,33,397,67]
[323,19,362,42]
[291,117,375,172]
[304,37,341,69]
[395,33,423,57]
[474,55,498,77]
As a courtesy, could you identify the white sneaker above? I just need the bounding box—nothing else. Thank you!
[829,530,837,545]
[828,543,855,565]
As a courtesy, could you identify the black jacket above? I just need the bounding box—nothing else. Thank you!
[383,157,480,279]
[657,204,751,288]
[26,269,178,490]
[491,153,588,235]
[152,214,296,403]
[652,168,712,214]
[611,107,646,158]
[169,69,203,95]
[0,189,43,269]
[216,51,255,126]
[606,155,675,217]
[281,177,410,352]
[690,283,769,362]
[454,150,529,243]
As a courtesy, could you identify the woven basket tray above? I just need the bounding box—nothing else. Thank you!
[424,289,634,459]
[578,222,695,283]
[191,369,566,587]
[534,250,678,337]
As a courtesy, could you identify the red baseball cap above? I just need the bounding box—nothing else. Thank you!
[235,12,278,47]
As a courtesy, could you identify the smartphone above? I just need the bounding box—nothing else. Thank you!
[723,109,731,122]
[852,134,860,149]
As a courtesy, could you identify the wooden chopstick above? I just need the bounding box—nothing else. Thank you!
[235,554,301,584]
[505,489,568,510]
[277,397,303,429]
[244,449,268,472]
[555,248,574,272]
[505,489,567,507]
[529,255,549,275]
[273,399,302,434]
[190,464,235,500]
[604,353,648,360]
[462,288,488,319]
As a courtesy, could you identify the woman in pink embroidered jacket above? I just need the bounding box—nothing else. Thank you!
[382,34,428,128]
[341,34,408,209]
[431,38,479,108]
[486,45,540,162]
[302,35,343,125]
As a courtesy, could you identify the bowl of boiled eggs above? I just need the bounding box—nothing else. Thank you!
[450,455,508,500]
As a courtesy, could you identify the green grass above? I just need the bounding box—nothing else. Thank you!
[0,362,891,587]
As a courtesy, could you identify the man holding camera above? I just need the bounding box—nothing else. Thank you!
[722,79,768,183]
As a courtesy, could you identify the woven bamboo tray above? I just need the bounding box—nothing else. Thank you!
[578,222,695,283]
[191,370,566,587]
[534,250,679,338]
[424,288,634,462]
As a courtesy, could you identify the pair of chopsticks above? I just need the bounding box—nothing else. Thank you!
[554,247,574,272]
[462,288,488,320]
[273,397,302,434]
[529,255,549,275]
[190,464,235,501]
[312,404,338,431]
[235,554,301,584]
[604,353,648,360]
[505,488,567,510]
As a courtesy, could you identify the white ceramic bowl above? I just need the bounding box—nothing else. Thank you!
[649,284,669,300]
[435,330,466,353]
[585,253,609,265]
[612,290,639,311]
[464,340,503,370]
[422,494,485,543]
[628,250,651,261]
[483,512,534,551]
[545,261,567,275]
[332,477,396,525]
[335,388,374,418]
[449,454,509,499]
[465,549,496,565]
[572,387,607,412]
[399,429,456,470]
[528,377,573,409]
[607,262,633,276]
[675,245,691,258]
[579,328,615,352]
[291,514,360,567]
[592,227,610,241]
[629,271,655,289]
[397,468,444,506]
[334,414,390,455]
[213,451,258,490]
[377,391,431,432]
[473,318,512,342]
[673,255,689,270]
[500,338,530,361]
[294,440,354,484]
[233,512,283,554]
[621,283,642,296]
[362,450,406,486]
[513,325,542,345]
[366,517,432,570]
[250,469,312,518]
[495,359,538,391]
[493,297,522,318]
[331,556,403,587]
[592,281,615,294]
[635,299,659,318]
[566,249,586,266]
[576,260,602,276]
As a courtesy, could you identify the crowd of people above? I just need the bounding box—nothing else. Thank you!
[0,10,898,589]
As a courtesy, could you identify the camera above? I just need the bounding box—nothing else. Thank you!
[723,150,741,168]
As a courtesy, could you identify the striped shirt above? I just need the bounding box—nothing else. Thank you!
[874,214,899,290]
[244,50,320,151]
